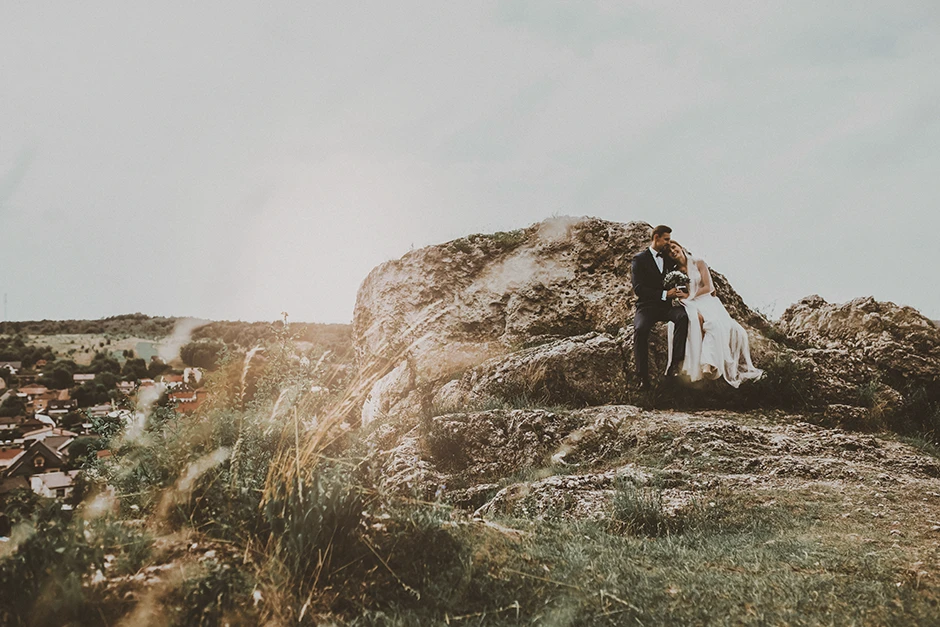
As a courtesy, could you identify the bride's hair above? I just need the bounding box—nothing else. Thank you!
[667,240,690,260]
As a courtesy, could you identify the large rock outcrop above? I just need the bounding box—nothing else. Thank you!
[354,216,764,424]
[351,216,940,526]
[354,218,939,431]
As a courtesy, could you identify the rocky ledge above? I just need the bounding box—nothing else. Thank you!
[364,404,940,537]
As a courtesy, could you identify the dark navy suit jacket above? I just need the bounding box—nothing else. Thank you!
[631,248,676,310]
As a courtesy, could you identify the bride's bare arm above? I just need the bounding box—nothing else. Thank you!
[694,259,714,298]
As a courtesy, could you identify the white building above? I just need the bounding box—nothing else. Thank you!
[30,470,80,499]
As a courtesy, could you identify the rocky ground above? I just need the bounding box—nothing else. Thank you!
[371,403,940,552]
[82,402,940,624]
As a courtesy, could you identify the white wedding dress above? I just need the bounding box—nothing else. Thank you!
[667,254,763,388]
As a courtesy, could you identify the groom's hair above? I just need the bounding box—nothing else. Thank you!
[651,224,672,239]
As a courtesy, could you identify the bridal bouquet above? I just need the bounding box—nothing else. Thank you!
[663,270,690,307]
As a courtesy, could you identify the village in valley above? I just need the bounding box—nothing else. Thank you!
[0,315,351,535]
[0,340,209,513]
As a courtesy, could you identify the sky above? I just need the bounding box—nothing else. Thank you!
[1,1,938,324]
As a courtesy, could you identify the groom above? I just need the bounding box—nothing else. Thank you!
[631,224,690,390]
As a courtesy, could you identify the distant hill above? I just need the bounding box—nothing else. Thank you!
[193,320,352,357]
[0,313,178,339]
[0,314,353,357]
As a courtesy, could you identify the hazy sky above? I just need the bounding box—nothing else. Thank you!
[2,1,938,323]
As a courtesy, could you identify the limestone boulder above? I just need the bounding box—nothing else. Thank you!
[778,296,940,412]
[354,216,763,424]
[780,295,940,386]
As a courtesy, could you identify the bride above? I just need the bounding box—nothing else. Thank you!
[665,241,763,388]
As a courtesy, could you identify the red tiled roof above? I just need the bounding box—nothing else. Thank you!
[0,448,24,461]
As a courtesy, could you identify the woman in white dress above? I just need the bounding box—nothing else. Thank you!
[665,242,763,388]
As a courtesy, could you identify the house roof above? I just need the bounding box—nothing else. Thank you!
[21,426,53,439]
[42,436,73,453]
[32,470,80,490]
[0,415,24,426]
[26,428,78,442]
[18,385,49,394]
[5,440,64,477]
[0,447,25,465]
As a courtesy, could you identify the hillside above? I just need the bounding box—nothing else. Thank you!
[1,217,939,626]
[0,316,352,370]
[0,313,179,339]
[1,314,352,354]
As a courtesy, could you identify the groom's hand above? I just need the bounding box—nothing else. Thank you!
[666,287,688,298]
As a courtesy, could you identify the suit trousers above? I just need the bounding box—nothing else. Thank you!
[634,303,689,382]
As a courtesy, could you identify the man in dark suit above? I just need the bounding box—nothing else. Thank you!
[631,224,690,389]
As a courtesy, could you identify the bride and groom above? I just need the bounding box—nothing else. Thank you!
[632,224,762,390]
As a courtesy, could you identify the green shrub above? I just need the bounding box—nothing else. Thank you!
[488,229,527,251]
[896,382,940,441]
[180,339,226,370]
[0,494,152,626]
[370,503,471,611]
[262,464,365,585]
[421,416,470,474]
[171,558,254,627]
[609,479,674,537]
[609,478,783,539]
[744,352,820,411]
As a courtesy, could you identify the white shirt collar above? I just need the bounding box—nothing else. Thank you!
[649,246,660,258]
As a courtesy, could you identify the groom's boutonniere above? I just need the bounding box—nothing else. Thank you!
[663,270,690,307]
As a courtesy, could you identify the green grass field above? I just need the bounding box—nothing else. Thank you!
[25,334,160,365]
